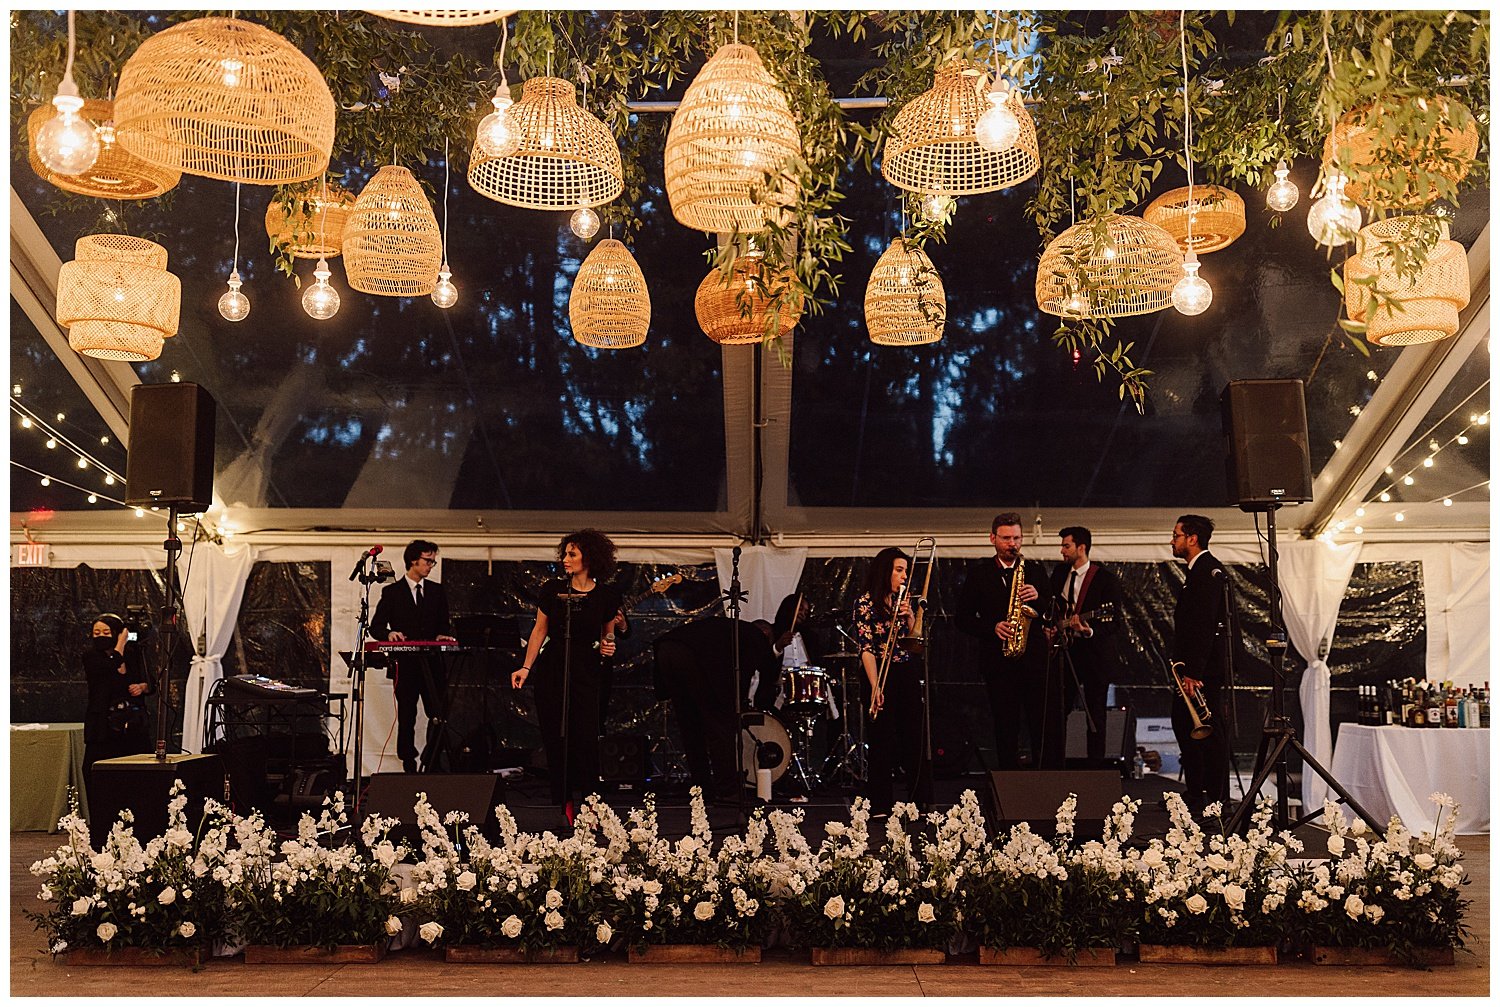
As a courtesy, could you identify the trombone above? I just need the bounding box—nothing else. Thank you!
[899,537,938,655]
[872,537,936,719]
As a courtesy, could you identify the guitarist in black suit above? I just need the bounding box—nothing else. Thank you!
[371,540,455,773]
[1170,515,1235,818]
[1047,526,1124,765]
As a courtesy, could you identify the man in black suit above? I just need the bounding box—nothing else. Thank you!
[371,539,456,773]
[956,512,1063,770]
[1170,514,1235,818]
[1047,526,1124,765]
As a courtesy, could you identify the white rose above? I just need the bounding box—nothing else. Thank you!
[456,871,478,892]
[823,895,845,920]
[1142,848,1164,868]
[385,916,403,936]
[544,910,564,931]
[545,889,563,909]
[181,889,193,900]
[399,887,417,904]
[1221,884,1246,911]
[96,922,118,943]
[596,922,613,945]
[1326,835,1345,856]
[157,887,177,905]
[917,902,936,923]
[1344,894,1365,919]
[1184,894,1208,915]
[1367,904,1384,923]
[693,901,715,921]
[1413,853,1436,871]
[178,921,197,939]
[71,897,93,917]
[418,921,444,944]
[501,915,523,939]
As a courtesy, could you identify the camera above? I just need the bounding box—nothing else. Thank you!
[123,604,152,643]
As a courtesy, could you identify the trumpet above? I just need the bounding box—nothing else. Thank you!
[1169,660,1213,739]
[898,537,937,655]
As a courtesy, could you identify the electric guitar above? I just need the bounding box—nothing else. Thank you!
[1057,600,1121,643]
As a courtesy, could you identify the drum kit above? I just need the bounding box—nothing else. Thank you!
[740,647,866,791]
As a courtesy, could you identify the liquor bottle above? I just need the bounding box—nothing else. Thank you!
[1355,685,1368,725]
[1481,683,1490,729]
[1426,684,1444,728]
[1399,680,1414,727]
[1444,685,1460,728]
[1458,688,1470,728]
[1411,697,1426,728]
[1383,681,1397,726]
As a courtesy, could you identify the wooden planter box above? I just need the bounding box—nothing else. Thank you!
[243,943,387,964]
[1311,945,1455,967]
[445,945,580,964]
[627,944,761,964]
[1138,944,1279,965]
[59,946,204,966]
[810,947,945,966]
[979,946,1117,966]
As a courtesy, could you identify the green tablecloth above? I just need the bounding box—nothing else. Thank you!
[11,723,88,832]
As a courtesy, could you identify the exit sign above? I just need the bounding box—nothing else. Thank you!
[14,542,49,567]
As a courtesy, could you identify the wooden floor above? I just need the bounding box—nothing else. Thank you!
[9,830,1490,997]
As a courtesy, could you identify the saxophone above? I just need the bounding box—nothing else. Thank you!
[1001,557,1038,658]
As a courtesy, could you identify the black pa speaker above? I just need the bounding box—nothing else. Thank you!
[1065,706,1133,762]
[364,772,503,844]
[125,382,217,511]
[599,733,648,784]
[988,769,1121,837]
[1221,379,1313,511]
[89,753,225,849]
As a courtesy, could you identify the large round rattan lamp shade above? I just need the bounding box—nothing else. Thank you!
[695,257,804,345]
[364,9,517,26]
[1143,185,1246,254]
[343,166,443,296]
[114,16,335,185]
[266,180,356,259]
[882,63,1039,196]
[1036,215,1181,319]
[664,43,802,234]
[27,99,180,199]
[865,239,946,346]
[1344,216,1469,346]
[569,239,650,349]
[56,234,181,362]
[467,76,623,210]
[1323,96,1480,209]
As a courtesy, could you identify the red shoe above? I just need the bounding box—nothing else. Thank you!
[564,801,576,826]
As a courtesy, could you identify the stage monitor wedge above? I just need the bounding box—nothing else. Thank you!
[125,382,217,511]
[1221,379,1313,511]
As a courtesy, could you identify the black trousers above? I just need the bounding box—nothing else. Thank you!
[862,663,931,814]
[1171,682,1230,816]
[654,639,739,797]
[534,663,602,806]
[984,657,1067,771]
[394,656,447,769]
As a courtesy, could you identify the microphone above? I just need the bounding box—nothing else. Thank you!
[732,545,742,561]
[348,544,384,582]
[1210,567,1224,578]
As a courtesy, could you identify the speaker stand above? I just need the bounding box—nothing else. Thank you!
[151,504,184,762]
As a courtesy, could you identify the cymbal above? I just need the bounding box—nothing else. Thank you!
[821,650,860,659]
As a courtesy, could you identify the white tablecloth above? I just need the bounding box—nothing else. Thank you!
[1329,724,1489,835]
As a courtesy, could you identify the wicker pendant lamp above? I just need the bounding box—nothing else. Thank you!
[882,62,1039,196]
[1323,96,1480,209]
[865,238,946,346]
[1143,184,1246,254]
[343,165,444,296]
[467,76,622,210]
[113,16,335,185]
[27,99,179,199]
[1344,216,1469,346]
[1036,215,1181,319]
[364,9,517,26]
[56,234,181,362]
[569,238,650,349]
[265,180,356,259]
[694,256,804,345]
[663,43,803,234]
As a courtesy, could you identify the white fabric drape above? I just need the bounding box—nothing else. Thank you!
[1421,542,1491,687]
[713,546,808,623]
[178,542,258,753]
[1279,539,1362,814]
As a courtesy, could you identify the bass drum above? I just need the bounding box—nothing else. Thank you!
[740,710,791,785]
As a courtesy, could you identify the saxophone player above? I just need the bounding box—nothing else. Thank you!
[957,513,1064,770]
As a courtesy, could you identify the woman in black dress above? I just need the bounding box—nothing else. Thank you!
[512,530,625,816]
[853,547,930,816]
[82,613,153,776]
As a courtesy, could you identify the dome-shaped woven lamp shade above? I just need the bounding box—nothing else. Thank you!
[663,43,803,234]
[27,99,180,199]
[1344,216,1469,346]
[569,239,650,349]
[343,165,444,296]
[694,258,804,345]
[265,181,356,259]
[467,76,623,210]
[363,9,517,27]
[864,239,947,346]
[1036,215,1181,319]
[882,63,1039,196]
[56,234,181,362]
[114,16,335,185]
[1322,96,1480,209]
[1142,185,1246,254]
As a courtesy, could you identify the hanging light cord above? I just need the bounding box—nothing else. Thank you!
[318,176,329,246]
[497,16,509,87]
[442,137,450,260]
[231,181,242,271]
[990,10,1000,81]
[1180,10,1195,246]
[63,10,79,88]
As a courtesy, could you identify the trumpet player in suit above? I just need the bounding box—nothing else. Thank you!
[1170,514,1235,819]
[956,513,1064,770]
[1046,526,1124,765]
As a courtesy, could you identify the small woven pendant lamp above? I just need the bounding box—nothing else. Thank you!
[56,234,181,362]
[467,76,623,210]
[364,9,517,27]
[265,180,356,259]
[114,16,335,185]
[569,238,650,349]
[1343,216,1469,346]
[1323,96,1480,209]
[663,43,802,234]
[1143,184,1246,254]
[865,238,946,346]
[694,256,804,345]
[343,165,444,296]
[882,62,1039,196]
[27,99,179,199]
[1035,215,1181,319]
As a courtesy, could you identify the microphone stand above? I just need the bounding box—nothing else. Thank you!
[915,599,934,812]
[724,546,748,821]
[557,589,590,816]
[348,554,380,822]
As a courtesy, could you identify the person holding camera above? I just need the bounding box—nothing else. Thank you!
[83,612,153,776]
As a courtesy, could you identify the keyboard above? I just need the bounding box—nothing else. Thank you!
[364,640,466,653]
[223,675,320,704]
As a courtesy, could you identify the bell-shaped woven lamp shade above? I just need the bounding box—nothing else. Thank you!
[468,76,623,210]
[1036,215,1181,319]
[1323,96,1480,209]
[864,239,946,346]
[27,99,180,199]
[569,239,650,349]
[114,16,335,185]
[663,43,803,234]
[364,9,516,26]
[1142,185,1246,254]
[344,166,444,296]
[56,234,181,362]
[882,63,1039,196]
[694,257,804,345]
[265,180,356,259]
[1344,216,1469,346]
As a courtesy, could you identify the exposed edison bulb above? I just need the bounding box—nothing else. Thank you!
[302,258,341,320]
[1171,251,1213,316]
[36,84,100,176]
[170,370,181,382]
[20,417,32,429]
[1063,287,1090,318]
[1443,497,1454,507]
[921,193,955,222]
[87,493,98,504]
[104,474,115,485]
[1402,475,1415,486]
[974,84,1021,152]
[45,437,56,449]
[1265,159,1299,212]
[1394,511,1405,522]
[1355,506,1366,517]
[476,87,521,158]
[95,121,116,147]
[40,477,51,487]
[134,508,145,518]
[1457,434,1469,445]
[1423,456,1434,468]
[218,269,250,322]
[724,92,745,122]
[1307,173,1361,246]
[1354,525,1364,534]
[1379,491,1391,502]
[431,262,458,309]
[220,58,244,88]
[570,205,601,240]
[77,457,88,469]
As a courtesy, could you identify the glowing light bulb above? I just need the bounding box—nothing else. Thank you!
[476,87,521,158]
[724,93,745,122]
[20,417,32,429]
[105,474,115,486]
[1384,466,1394,475]
[1354,525,1363,534]
[1379,491,1391,502]
[95,121,115,147]
[218,269,250,322]
[40,477,50,487]
[1394,511,1405,522]
[1423,456,1434,468]
[1306,173,1361,246]
[431,262,458,309]
[1403,475,1414,486]
[1063,288,1090,318]
[1443,497,1453,507]
[220,58,243,88]
[1100,241,1117,262]
[1336,520,1346,531]
[87,493,97,504]
[45,438,56,449]
[974,84,1021,152]
[113,288,126,303]
[921,193,955,222]
[1428,439,1441,451]
[36,85,100,176]
[302,258,341,320]
[11,384,21,396]
[77,457,87,469]
[1366,370,1378,381]
[1457,435,1469,445]
[100,436,109,444]
[170,370,181,382]
[1355,507,1365,517]
[1333,439,1342,449]
[56,412,65,422]
[1171,251,1213,316]
[1478,413,1489,426]
[1265,159,1299,212]
[570,205,601,240]
[134,508,145,518]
